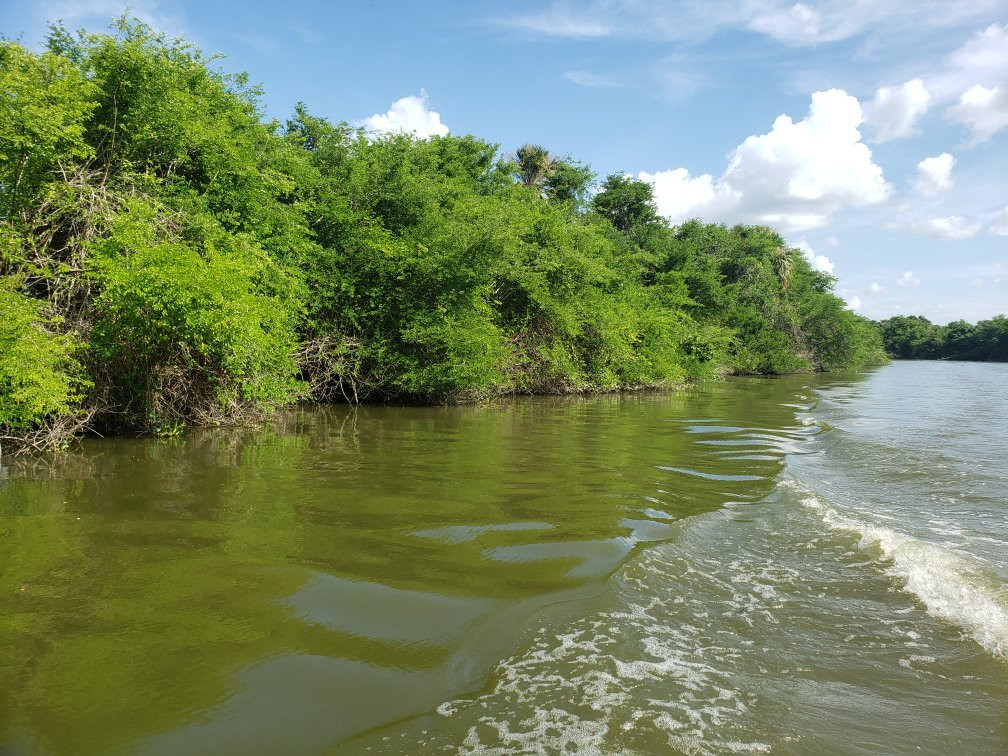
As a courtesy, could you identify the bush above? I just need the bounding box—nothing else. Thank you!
[0,280,87,443]
[89,204,303,433]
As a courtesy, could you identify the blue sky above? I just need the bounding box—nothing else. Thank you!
[4,0,1006,323]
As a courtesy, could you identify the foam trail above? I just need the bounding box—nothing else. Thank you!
[800,490,1008,660]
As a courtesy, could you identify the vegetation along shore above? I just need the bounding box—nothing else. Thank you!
[5,20,1001,455]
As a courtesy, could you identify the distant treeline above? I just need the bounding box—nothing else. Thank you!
[0,20,887,452]
[876,315,1008,361]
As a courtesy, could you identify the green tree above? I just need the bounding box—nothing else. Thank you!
[591,174,662,238]
[544,157,594,207]
[0,17,896,454]
[512,143,553,197]
[0,41,96,219]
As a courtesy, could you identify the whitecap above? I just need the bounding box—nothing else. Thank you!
[801,493,1008,659]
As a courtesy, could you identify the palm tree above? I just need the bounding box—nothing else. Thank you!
[771,245,795,292]
[513,144,553,197]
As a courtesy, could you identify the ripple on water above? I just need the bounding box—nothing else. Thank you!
[798,490,1008,660]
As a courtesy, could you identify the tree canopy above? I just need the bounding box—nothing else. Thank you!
[0,19,892,452]
[877,315,1008,361]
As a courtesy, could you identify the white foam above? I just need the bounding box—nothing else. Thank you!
[801,494,1008,659]
[437,586,773,754]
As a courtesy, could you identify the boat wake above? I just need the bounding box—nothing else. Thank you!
[790,479,1008,660]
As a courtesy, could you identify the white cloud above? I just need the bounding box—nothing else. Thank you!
[869,282,886,294]
[855,24,1008,146]
[914,152,954,195]
[990,206,1008,236]
[846,296,862,311]
[944,84,1008,144]
[913,23,1008,144]
[358,91,449,139]
[863,79,931,142]
[747,2,822,45]
[896,271,921,288]
[562,70,621,88]
[637,167,729,221]
[932,23,1008,98]
[911,215,981,239]
[39,0,185,36]
[794,240,835,275]
[495,2,1004,47]
[641,89,890,232]
[497,5,611,38]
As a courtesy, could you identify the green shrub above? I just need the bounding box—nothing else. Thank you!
[89,205,303,433]
[0,281,87,435]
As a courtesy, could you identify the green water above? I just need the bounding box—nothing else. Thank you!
[2,363,1006,753]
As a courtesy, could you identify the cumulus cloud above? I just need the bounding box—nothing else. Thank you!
[896,271,921,288]
[944,84,1008,144]
[637,168,728,221]
[914,152,955,195]
[911,215,981,239]
[845,296,862,311]
[868,282,887,294]
[358,91,449,139]
[863,79,931,142]
[640,89,890,232]
[932,23,1008,98]
[794,240,835,275]
[861,24,1008,146]
[925,24,1008,144]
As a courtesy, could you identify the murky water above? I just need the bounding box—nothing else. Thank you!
[2,362,1005,754]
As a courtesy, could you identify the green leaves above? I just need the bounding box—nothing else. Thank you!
[0,17,897,452]
[878,314,1006,361]
[591,174,661,237]
[89,201,303,431]
[0,42,96,217]
[0,282,86,432]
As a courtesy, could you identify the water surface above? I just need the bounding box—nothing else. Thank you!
[1,362,1005,753]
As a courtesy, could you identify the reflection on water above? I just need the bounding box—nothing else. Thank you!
[1,365,1006,753]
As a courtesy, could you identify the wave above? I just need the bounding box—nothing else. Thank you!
[792,481,1008,660]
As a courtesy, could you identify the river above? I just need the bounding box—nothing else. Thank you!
[1,361,1005,754]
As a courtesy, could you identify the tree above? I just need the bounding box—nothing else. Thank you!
[0,16,897,454]
[877,315,938,358]
[591,174,661,235]
[0,41,96,218]
[512,143,553,197]
[544,157,594,206]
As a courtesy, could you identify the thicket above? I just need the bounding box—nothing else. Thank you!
[0,20,887,453]
[876,315,1008,361]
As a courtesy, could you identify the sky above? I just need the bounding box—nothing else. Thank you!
[3,0,1007,323]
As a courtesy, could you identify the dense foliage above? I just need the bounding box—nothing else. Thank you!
[877,315,1008,361]
[0,20,887,451]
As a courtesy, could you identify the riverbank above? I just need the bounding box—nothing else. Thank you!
[2,21,885,453]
